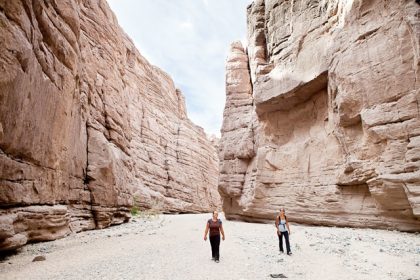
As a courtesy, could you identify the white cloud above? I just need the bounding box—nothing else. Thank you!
[178,20,194,30]
[107,0,252,136]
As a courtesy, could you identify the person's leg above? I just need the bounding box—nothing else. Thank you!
[279,232,284,252]
[284,231,291,254]
[209,235,215,259]
[215,235,221,261]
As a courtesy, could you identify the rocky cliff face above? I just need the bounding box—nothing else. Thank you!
[0,0,220,251]
[219,0,420,231]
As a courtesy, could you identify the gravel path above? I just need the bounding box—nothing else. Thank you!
[1,213,419,280]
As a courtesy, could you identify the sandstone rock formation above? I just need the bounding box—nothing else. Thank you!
[0,0,219,251]
[219,0,420,231]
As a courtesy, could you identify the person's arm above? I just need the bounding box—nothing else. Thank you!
[275,216,280,235]
[286,218,291,235]
[204,222,209,241]
[220,223,225,240]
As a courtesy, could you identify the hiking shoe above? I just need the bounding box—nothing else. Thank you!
[287,252,292,256]
[215,259,219,263]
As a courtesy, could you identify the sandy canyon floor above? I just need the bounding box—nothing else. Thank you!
[0,213,419,280]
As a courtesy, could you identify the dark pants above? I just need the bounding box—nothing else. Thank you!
[209,234,220,260]
[278,231,291,253]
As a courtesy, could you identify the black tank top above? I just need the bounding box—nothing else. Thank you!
[208,219,221,236]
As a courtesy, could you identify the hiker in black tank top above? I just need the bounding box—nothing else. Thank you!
[275,208,292,255]
[203,210,225,262]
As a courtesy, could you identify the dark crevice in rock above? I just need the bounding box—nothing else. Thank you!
[355,27,380,42]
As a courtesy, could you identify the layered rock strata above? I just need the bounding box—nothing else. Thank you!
[219,0,420,231]
[0,0,219,251]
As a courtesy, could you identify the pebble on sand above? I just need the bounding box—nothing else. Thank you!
[32,256,46,262]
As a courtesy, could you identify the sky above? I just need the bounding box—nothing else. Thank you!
[107,0,252,136]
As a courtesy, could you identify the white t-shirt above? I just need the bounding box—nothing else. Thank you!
[278,219,287,232]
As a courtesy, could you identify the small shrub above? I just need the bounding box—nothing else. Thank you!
[130,205,139,216]
[130,195,163,220]
[130,195,141,217]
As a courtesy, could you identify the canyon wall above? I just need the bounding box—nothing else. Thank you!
[0,0,220,251]
[219,0,420,231]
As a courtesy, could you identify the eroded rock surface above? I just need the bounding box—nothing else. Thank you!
[0,0,219,251]
[219,0,420,231]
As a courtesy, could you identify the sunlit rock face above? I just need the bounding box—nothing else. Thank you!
[0,0,220,251]
[219,0,420,231]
